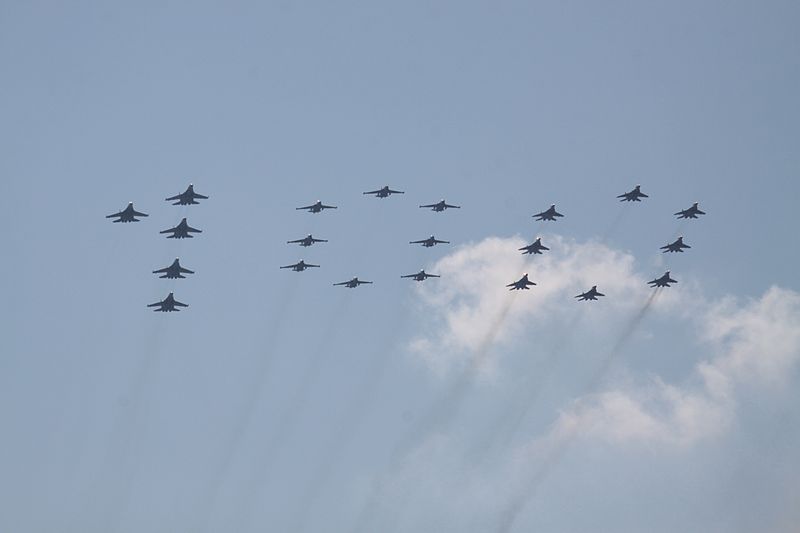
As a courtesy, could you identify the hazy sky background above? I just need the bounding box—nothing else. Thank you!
[1,1,799,532]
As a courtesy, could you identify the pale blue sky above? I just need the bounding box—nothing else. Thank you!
[1,1,799,532]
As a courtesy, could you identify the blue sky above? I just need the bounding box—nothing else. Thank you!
[1,1,799,532]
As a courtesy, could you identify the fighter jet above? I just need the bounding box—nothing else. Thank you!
[165,184,209,205]
[661,236,691,253]
[575,285,605,301]
[401,270,440,281]
[409,236,450,248]
[507,273,536,291]
[519,237,550,255]
[532,204,564,221]
[147,292,188,312]
[160,218,202,239]
[333,277,373,288]
[648,271,678,288]
[363,186,404,198]
[280,260,320,272]
[106,202,148,223]
[419,200,460,212]
[674,202,706,219]
[617,185,649,202]
[287,234,328,247]
[152,258,195,279]
[296,200,337,213]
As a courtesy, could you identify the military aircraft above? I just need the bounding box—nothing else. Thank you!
[280,260,320,272]
[661,236,691,253]
[674,202,706,219]
[617,185,648,202]
[410,236,450,248]
[160,218,202,239]
[575,285,605,301]
[648,271,678,288]
[333,277,373,288]
[507,273,536,291]
[363,186,404,198]
[106,202,148,223]
[287,234,328,247]
[519,237,549,255]
[165,184,209,205]
[147,292,188,312]
[152,258,195,279]
[401,270,440,281]
[296,200,337,213]
[532,204,564,221]
[419,200,460,212]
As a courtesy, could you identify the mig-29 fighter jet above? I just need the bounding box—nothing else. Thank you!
[507,273,536,291]
[152,258,195,279]
[419,200,460,212]
[106,202,148,223]
[674,202,706,219]
[160,218,202,239]
[617,185,649,202]
[165,184,209,205]
[575,285,605,301]
[147,292,188,312]
[401,270,440,281]
[661,236,691,253]
[333,277,373,288]
[296,200,337,213]
[519,237,549,255]
[280,260,320,272]
[532,204,564,221]
[410,236,450,248]
[648,271,678,288]
[363,186,404,198]
[287,234,328,247]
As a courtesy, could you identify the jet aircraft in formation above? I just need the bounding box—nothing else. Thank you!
[165,184,209,205]
[363,186,404,198]
[401,270,440,281]
[106,203,148,223]
[410,236,449,248]
[519,237,549,255]
[333,277,373,288]
[160,218,202,239]
[507,273,536,291]
[617,185,649,202]
[287,234,328,247]
[147,292,188,312]
[661,236,691,253]
[296,200,337,213]
[675,202,706,219]
[575,285,605,301]
[533,204,564,221]
[152,258,194,279]
[648,271,678,288]
[281,260,320,272]
[419,200,460,212]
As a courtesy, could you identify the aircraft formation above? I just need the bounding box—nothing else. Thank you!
[108,182,706,311]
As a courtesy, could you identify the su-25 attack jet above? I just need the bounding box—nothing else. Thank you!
[165,184,209,205]
[147,292,188,312]
[287,234,328,247]
[106,202,148,223]
[507,273,536,291]
[648,271,678,288]
[519,237,549,255]
[575,285,605,301]
[617,185,649,202]
[410,236,449,248]
[401,269,440,281]
[532,204,564,221]
[661,236,691,253]
[363,186,404,198]
[280,260,319,272]
[419,199,460,212]
[160,218,202,239]
[152,258,194,279]
[675,202,706,219]
[333,277,373,288]
[296,200,337,213]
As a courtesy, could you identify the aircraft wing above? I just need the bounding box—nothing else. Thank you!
[173,299,188,307]
[443,203,460,209]
[106,211,123,218]
[427,274,440,278]
[363,189,382,195]
[152,267,170,273]
[165,194,181,201]
[194,193,209,199]
[186,225,202,233]
[387,189,404,194]
[358,280,373,285]
[131,210,148,217]
[401,274,416,278]
[312,238,328,242]
[296,205,314,210]
[409,239,426,244]
[287,239,303,243]
[147,301,162,307]
[434,239,450,244]
[179,267,194,274]
[419,204,436,208]
[306,263,320,268]
[333,281,348,286]
[160,227,176,234]
[280,264,298,269]
[320,204,337,209]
